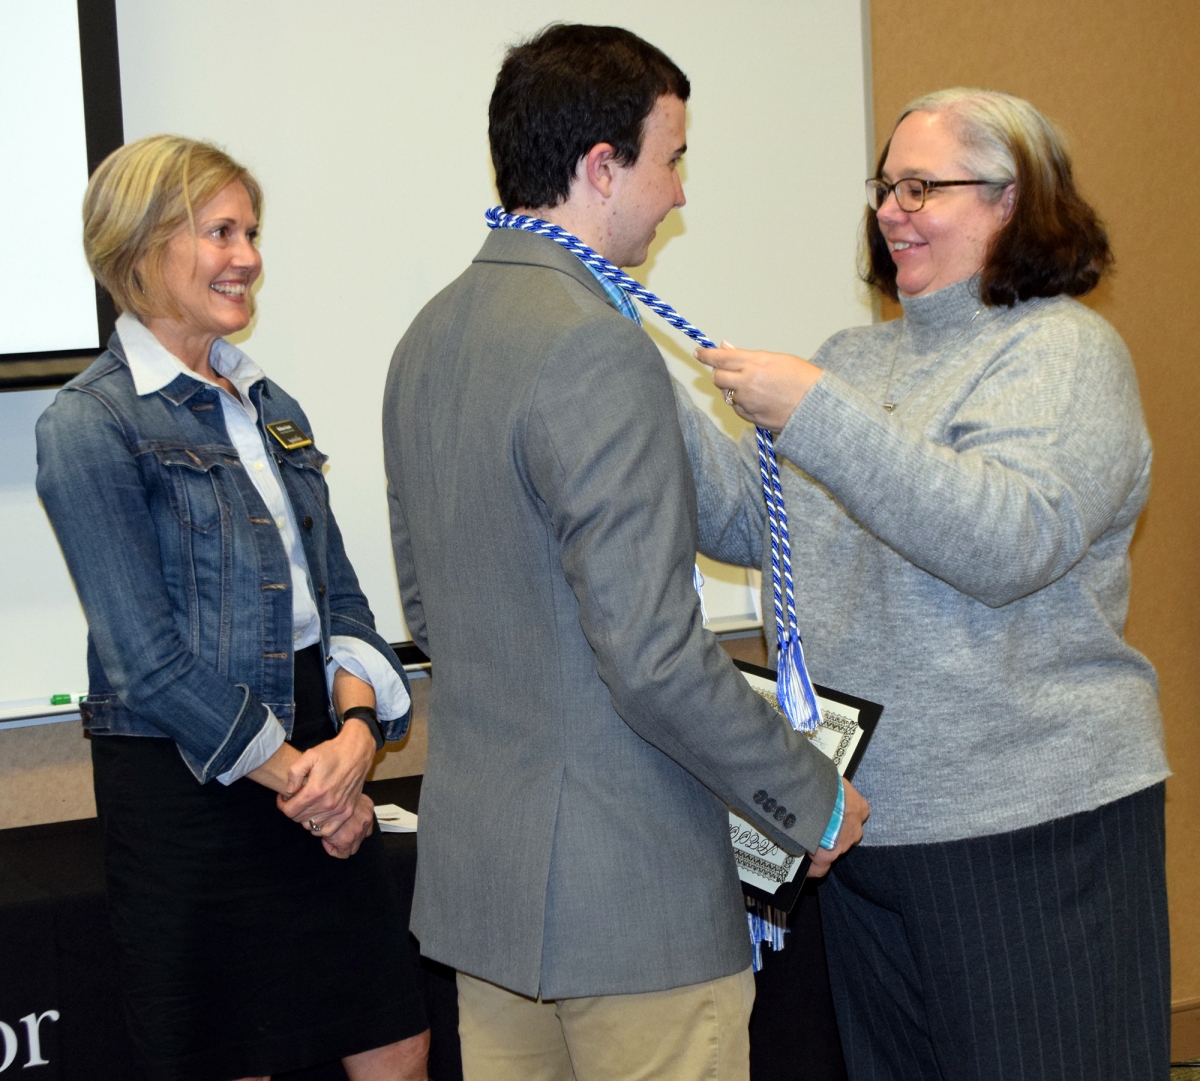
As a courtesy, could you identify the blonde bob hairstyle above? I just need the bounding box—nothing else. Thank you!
[83,135,263,321]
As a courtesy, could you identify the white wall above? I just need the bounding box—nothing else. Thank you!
[0,0,873,710]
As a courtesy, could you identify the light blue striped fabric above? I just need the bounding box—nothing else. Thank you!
[820,777,844,849]
[584,261,642,324]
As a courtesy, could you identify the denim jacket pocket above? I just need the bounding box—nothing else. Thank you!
[152,445,229,532]
[274,445,329,513]
[274,444,328,477]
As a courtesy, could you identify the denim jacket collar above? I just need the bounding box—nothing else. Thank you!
[112,314,268,411]
[102,331,209,409]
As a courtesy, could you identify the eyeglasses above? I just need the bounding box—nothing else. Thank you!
[865,177,1005,213]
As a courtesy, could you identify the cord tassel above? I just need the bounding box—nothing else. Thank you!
[745,896,789,972]
[778,635,820,734]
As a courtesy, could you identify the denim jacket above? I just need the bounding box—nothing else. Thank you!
[35,333,410,783]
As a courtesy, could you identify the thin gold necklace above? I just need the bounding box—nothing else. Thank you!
[882,307,984,413]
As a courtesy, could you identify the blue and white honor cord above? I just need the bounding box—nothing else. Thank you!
[486,207,822,735]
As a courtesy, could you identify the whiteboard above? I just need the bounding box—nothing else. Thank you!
[0,0,874,712]
[0,0,98,356]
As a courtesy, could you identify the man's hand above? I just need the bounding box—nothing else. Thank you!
[319,793,376,859]
[805,779,869,879]
[693,341,823,432]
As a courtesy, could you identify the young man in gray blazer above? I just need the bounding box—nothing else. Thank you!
[383,24,868,1080]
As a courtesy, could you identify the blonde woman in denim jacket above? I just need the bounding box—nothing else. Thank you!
[36,137,429,1081]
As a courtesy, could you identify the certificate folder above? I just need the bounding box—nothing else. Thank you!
[730,660,882,913]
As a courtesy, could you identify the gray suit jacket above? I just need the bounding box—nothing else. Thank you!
[383,229,839,998]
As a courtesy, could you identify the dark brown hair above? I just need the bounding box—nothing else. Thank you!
[862,88,1112,306]
[489,24,690,212]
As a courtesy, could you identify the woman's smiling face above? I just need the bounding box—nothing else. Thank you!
[876,110,1013,298]
[153,180,262,339]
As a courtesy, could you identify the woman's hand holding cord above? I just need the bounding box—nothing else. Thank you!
[694,340,823,431]
[277,668,379,838]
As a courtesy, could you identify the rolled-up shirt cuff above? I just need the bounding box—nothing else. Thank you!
[818,776,845,851]
[215,708,287,785]
[326,635,411,722]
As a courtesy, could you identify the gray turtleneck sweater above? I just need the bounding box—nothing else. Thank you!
[675,277,1169,845]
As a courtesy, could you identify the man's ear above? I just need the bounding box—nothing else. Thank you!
[582,143,619,199]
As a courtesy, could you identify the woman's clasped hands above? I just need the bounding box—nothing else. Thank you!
[694,339,824,432]
[285,667,380,857]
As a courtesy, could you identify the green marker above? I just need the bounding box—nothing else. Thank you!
[50,694,72,706]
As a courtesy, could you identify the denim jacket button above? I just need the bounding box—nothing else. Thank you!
[318,584,326,597]
[303,516,314,530]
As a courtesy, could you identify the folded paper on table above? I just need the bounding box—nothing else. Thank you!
[374,804,418,833]
[729,660,882,913]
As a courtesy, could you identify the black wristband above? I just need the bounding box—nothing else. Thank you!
[341,705,385,751]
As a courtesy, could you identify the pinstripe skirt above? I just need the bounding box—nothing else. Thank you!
[820,784,1169,1081]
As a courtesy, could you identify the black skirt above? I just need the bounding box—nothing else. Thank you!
[92,645,426,1081]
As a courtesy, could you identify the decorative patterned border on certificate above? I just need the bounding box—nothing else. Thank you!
[729,660,883,913]
[733,848,797,884]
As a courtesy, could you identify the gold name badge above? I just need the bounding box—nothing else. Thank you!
[265,419,313,450]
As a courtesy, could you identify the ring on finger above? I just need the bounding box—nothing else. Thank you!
[308,818,322,834]
[724,388,736,406]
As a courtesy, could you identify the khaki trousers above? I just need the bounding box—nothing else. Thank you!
[456,967,756,1081]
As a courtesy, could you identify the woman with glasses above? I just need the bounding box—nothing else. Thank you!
[676,89,1168,1080]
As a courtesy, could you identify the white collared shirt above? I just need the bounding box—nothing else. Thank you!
[116,314,409,782]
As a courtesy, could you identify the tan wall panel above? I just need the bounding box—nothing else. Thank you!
[0,721,95,828]
[368,675,429,781]
[0,674,431,830]
[870,0,1200,1032]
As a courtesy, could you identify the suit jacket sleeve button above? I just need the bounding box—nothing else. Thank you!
[762,798,777,813]
[773,805,788,821]
[752,790,768,805]
[303,515,314,530]
[783,813,796,829]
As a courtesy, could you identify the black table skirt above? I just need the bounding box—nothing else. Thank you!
[0,774,844,1081]
[0,775,460,1081]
